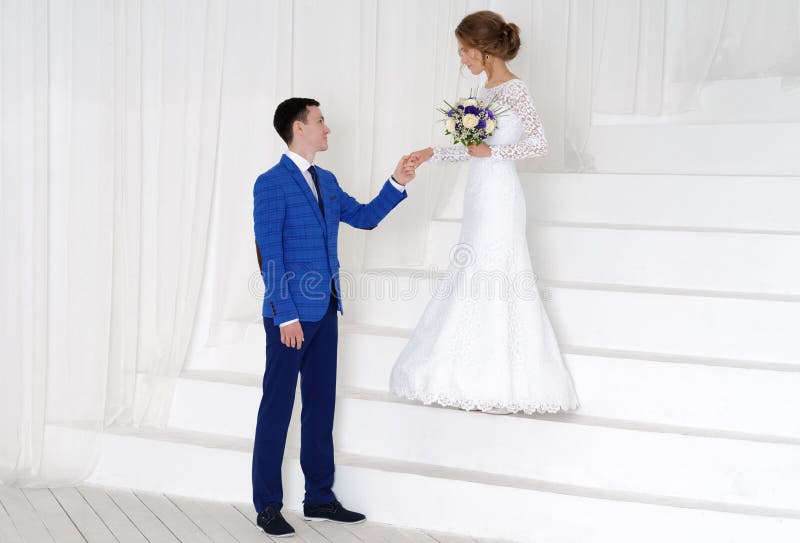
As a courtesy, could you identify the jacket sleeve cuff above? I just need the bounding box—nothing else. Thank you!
[388,175,406,192]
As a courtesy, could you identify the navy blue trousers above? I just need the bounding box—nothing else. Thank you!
[252,294,338,512]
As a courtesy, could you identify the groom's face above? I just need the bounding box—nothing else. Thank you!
[295,105,330,152]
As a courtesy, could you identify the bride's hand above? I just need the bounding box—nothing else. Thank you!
[408,147,434,168]
[467,143,492,158]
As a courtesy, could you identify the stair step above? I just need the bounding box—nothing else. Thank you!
[425,220,800,297]
[336,397,800,512]
[167,378,800,512]
[86,425,800,542]
[344,274,800,367]
[585,123,800,175]
[179,323,800,443]
[337,327,800,442]
[436,173,800,229]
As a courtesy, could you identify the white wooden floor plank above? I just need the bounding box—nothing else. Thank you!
[0,493,25,543]
[166,495,239,543]
[104,488,180,543]
[77,486,148,543]
[194,500,267,543]
[233,504,320,543]
[305,518,363,543]
[21,488,85,543]
[409,529,444,543]
[374,524,444,543]
[134,490,213,543]
[2,485,516,543]
[0,485,56,543]
[426,533,478,543]
[230,503,257,526]
[344,520,417,543]
[51,487,116,542]
[281,509,330,543]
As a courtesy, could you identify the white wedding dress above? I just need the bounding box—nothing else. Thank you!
[389,78,580,415]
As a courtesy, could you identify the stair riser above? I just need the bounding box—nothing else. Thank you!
[175,340,800,444]
[87,431,800,543]
[345,280,800,366]
[335,399,800,511]
[339,333,800,441]
[438,174,800,230]
[426,222,800,296]
[585,124,800,175]
[168,381,800,511]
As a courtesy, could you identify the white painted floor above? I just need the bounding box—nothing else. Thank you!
[0,484,515,543]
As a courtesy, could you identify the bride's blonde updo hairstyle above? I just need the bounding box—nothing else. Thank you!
[455,10,521,61]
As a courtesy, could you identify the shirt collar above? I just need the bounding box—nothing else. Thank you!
[286,150,312,174]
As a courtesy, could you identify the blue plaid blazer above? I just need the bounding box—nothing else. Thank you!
[254,154,407,324]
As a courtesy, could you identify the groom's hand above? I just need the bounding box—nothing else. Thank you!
[392,155,416,185]
[280,321,304,350]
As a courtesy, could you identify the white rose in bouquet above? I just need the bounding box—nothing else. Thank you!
[462,114,479,129]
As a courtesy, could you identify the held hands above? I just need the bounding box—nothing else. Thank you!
[393,143,491,185]
[407,147,434,169]
[393,155,418,185]
[400,143,492,174]
[280,321,304,350]
[393,147,433,182]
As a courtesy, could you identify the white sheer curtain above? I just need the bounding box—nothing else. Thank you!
[202,0,471,339]
[3,0,798,487]
[364,0,601,264]
[1,0,226,485]
[200,0,292,347]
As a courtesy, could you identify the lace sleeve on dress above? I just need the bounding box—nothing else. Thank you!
[430,145,469,163]
[490,82,549,161]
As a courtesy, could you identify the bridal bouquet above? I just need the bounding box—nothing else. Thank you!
[437,91,507,146]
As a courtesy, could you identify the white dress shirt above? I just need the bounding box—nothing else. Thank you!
[278,151,405,327]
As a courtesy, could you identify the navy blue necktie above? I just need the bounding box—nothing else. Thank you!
[308,165,337,299]
[307,165,324,218]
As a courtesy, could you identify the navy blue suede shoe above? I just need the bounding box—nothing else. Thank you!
[303,500,366,524]
[257,506,295,537]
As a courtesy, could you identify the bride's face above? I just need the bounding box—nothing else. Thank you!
[457,40,484,75]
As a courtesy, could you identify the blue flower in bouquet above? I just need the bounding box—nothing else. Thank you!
[464,105,479,115]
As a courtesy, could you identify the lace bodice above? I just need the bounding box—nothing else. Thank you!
[431,79,548,162]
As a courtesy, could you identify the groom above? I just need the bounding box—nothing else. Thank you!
[252,97,415,537]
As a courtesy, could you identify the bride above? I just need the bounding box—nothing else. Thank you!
[389,10,579,415]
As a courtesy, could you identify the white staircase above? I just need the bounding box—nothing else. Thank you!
[89,118,800,541]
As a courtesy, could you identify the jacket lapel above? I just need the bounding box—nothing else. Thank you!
[280,154,326,234]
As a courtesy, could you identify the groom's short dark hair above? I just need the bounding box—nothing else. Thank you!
[273,97,320,144]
